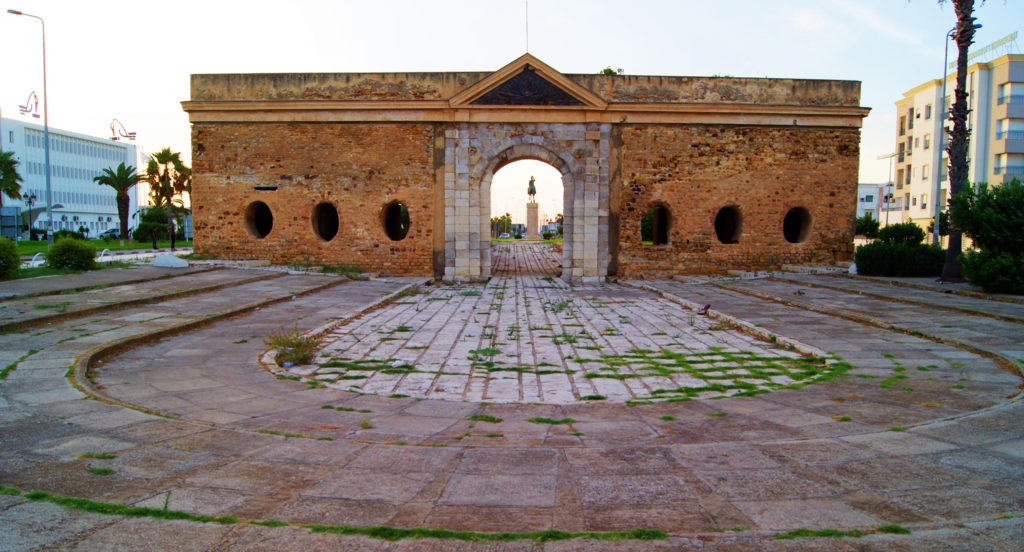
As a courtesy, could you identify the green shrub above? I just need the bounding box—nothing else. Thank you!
[45,238,96,270]
[542,231,554,240]
[0,237,20,279]
[855,241,944,276]
[855,221,944,277]
[53,229,86,241]
[132,221,169,242]
[877,222,925,244]
[960,249,1024,294]
[855,214,879,238]
[950,180,1024,292]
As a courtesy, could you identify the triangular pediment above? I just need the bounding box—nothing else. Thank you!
[450,54,607,109]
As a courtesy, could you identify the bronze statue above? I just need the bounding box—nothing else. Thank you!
[527,176,536,202]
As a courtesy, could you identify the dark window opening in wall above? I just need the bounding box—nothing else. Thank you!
[383,201,410,241]
[312,202,339,242]
[641,205,671,245]
[782,207,811,244]
[245,201,273,239]
[714,206,742,244]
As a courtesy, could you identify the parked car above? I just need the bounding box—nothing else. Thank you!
[98,228,120,239]
[498,233,510,239]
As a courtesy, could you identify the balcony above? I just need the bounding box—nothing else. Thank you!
[994,166,1024,176]
[996,130,1024,141]
[997,94,1024,105]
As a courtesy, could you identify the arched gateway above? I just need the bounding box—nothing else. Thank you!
[183,54,868,282]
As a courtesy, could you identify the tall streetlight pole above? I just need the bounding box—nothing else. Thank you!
[7,9,54,246]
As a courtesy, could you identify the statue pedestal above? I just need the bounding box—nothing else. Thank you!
[526,202,540,239]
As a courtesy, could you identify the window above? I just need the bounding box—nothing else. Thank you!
[713,206,741,244]
[923,134,930,150]
[915,137,919,148]
[782,207,811,244]
[7,131,12,143]
[382,201,410,241]
[245,201,273,238]
[311,202,339,242]
[908,108,915,129]
[904,193,910,211]
[912,197,917,207]
[864,194,874,203]
[899,116,907,136]
[922,164,929,181]
[641,205,672,245]
[921,194,928,210]
[925,104,932,119]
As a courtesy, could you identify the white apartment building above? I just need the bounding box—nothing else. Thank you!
[1,116,145,236]
[856,183,883,221]
[888,54,1023,237]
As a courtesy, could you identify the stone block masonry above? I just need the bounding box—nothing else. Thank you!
[183,54,868,280]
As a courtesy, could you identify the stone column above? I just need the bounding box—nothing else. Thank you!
[526,201,540,239]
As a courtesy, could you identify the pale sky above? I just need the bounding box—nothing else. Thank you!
[3,0,1022,223]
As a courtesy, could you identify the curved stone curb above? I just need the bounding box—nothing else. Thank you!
[69,276,351,412]
[622,280,830,358]
[260,278,432,374]
[824,271,1024,306]
[0,266,219,303]
[716,281,1024,381]
[770,274,1024,324]
[0,270,285,332]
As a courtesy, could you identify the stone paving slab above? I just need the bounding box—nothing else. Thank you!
[1,246,1024,549]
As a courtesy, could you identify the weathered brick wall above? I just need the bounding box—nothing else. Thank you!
[191,122,436,274]
[616,125,860,277]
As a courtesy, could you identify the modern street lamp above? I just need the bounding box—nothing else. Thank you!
[936,23,982,246]
[7,9,54,246]
[877,152,898,227]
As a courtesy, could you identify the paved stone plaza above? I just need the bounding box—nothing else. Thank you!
[1,244,1023,550]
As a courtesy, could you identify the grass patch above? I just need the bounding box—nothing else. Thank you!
[706,411,728,418]
[459,290,481,296]
[265,326,320,366]
[86,467,116,476]
[233,339,248,344]
[360,419,374,429]
[304,524,665,543]
[78,452,117,460]
[256,429,305,438]
[833,416,852,422]
[1,349,39,381]
[21,490,238,524]
[876,524,911,535]
[580,394,607,401]
[250,519,290,527]
[0,485,22,496]
[527,417,575,425]
[887,426,907,432]
[776,528,865,540]
[659,415,676,421]
[467,414,503,423]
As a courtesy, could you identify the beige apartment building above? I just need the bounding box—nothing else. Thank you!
[888,54,1023,238]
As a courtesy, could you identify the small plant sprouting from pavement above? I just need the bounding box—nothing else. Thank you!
[359,419,374,429]
[887,426,907,432]
[581,394,607,401]
[468,414,503,423]
[233,339,248,344]
[265,326,320,366]
[86,467,116,476]
[833,416,852,422]
[707,411,728,418]
[775,528,866,540]
[659,415,677,421]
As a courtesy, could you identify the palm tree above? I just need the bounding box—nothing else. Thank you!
[145,148,191,250]
[0,150,23,207]
[93,162,141,244]
[941,0,982,281]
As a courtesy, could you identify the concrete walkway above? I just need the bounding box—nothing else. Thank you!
[1,246,1022,550]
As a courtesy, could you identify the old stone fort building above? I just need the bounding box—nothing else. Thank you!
[183,54,868,282]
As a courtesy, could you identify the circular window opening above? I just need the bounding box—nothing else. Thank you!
[714,206,742,244]
[245,201,273,239]
[382,201,410,241]
[311,202,339,242]
[640,205,671,245]
[783,207,812,243]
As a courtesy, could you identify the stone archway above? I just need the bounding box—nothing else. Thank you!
[443,124,612,283]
